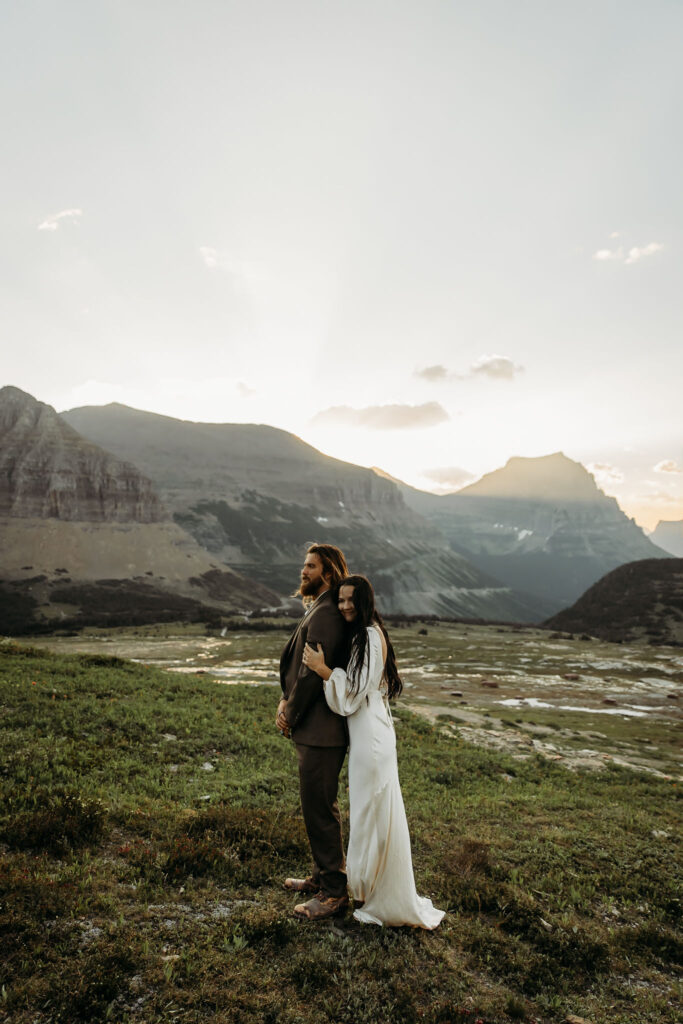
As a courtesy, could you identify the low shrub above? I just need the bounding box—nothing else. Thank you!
[1,789,106,854]
[49,945,138,1023]
[165,834,234,881]
[184,803,309,862]
[615,921,683,966]
[439,839,497,912]
[236,906,299,948]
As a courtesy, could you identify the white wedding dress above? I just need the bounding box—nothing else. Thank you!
[324,625,444,929]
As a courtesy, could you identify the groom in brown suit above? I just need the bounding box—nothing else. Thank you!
[276,543,350,920]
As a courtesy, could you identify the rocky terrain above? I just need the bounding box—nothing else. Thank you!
[544,557,683,645]
[390,453,667,614]
[0,388,279,632]
[62,402,543,620]
[25,618,682,778]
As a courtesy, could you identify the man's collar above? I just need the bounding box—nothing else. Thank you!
[304,588,331,615]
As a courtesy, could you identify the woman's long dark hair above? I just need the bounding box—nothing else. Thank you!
[337,575,402,699]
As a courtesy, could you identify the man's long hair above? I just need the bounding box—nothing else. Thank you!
[340,574,402,700]
[296,543,350,598]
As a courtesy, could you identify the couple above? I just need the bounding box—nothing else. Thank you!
[276,543,444,929]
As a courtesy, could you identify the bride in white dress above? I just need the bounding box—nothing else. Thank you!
[302,575,444,930]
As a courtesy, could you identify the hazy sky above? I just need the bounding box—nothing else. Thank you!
[2,0,682,529]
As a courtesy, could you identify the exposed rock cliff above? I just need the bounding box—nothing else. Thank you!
[0,386,163,523]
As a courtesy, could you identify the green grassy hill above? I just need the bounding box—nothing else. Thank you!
[0,642,680,1024]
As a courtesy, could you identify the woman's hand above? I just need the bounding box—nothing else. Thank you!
[303,642,331,680]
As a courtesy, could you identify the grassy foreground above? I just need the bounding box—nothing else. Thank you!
[0,640,681,1024]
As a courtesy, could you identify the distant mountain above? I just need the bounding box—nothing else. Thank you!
[62,402,544,621]
[389,453,668,614]
[544,558,683,645]
[651,520,683,558]
[0,387,279,632]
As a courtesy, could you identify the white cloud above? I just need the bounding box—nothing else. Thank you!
[311,402,450,430]
[592,239,663,264]
[588,462,625,486]
[593,247,623,261]
[417,355,523,382]
[415,364,450,382]
[237,381,256,398]
[422,466,475,488]
[625,242,663,264]
[654,459,682,474]
[38,208,83,231]
[470,354,524,380]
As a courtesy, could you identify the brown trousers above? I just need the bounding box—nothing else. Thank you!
[295,743,347,898]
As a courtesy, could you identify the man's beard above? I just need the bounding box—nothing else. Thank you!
[300,578,323,598]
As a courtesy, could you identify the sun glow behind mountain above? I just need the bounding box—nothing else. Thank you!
[2,2,681,534]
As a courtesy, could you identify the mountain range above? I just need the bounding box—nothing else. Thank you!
[61,400,540,621]
[383,453,666,612]
[0,384,673,631]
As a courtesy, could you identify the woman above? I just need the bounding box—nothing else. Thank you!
[302,575,444,929]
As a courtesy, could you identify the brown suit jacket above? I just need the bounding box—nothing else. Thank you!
[280,590,349,747]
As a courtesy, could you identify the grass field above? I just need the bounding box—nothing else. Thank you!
[0,628,681,1024]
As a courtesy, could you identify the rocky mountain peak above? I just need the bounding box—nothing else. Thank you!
[458,452,606,503]
[0,385,52,432]
[0,386,165,523]
[389,451,667,615]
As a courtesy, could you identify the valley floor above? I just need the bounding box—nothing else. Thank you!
[0,628,681,1024]
[23,620,683,778]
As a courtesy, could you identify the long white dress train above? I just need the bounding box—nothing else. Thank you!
[324,625,444,929]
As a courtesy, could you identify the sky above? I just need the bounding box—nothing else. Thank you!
[2,0,682,531]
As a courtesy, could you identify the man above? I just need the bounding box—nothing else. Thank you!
[277,543,350,920]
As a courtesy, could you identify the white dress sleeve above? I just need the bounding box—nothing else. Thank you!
[324,626,382,717]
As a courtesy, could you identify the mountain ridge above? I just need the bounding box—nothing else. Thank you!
[61,400,545,621]
[377,453,668,613]
[5,386,669,626]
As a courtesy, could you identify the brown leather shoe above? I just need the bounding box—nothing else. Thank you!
[293,891,349,921]
[283,876,318,893]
